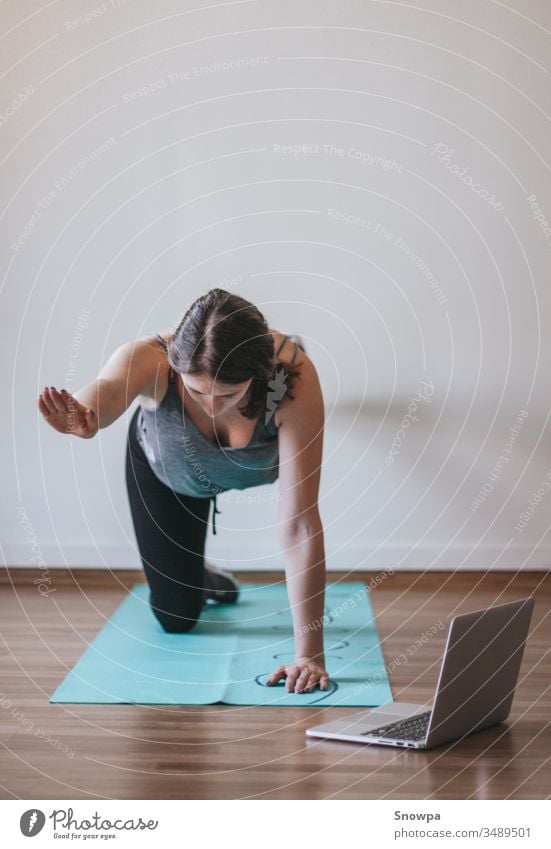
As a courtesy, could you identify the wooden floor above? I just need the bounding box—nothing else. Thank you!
[1,568,549,800]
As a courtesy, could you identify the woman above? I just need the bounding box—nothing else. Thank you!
[37,289,329,694]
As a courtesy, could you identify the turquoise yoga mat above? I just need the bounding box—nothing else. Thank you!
[50,581,393,707]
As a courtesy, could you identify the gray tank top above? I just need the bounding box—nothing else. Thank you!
[135,332,298,534]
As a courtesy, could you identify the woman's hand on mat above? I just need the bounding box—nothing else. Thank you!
[37,387,98,439]
[266,656,330,694]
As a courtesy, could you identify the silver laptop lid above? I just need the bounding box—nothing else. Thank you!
[425,597,535,748]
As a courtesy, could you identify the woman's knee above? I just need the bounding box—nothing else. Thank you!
[158,617,200,634]
[151,598,204,633]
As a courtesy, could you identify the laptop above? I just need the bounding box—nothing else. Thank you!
[306,597,535,750]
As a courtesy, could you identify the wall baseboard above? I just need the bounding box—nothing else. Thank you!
[4,542,550,571]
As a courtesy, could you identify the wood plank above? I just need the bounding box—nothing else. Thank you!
[0,570,549,799]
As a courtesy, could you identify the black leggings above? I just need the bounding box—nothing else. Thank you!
[125,406,214,633]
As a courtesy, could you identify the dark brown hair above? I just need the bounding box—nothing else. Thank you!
[166,288,302,420]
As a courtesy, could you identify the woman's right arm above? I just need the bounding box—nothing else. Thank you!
[37,338,159,438]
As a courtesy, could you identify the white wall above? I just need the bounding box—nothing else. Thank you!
[2,0,550,571]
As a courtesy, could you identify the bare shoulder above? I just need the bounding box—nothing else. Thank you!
[270,329,305,368]
[153,328,175,347]
[269,330,323,428]
[133,329,174,408]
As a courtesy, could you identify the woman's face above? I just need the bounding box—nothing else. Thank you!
[181,373,253,418]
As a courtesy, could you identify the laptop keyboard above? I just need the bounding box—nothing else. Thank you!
[362,710,431,742]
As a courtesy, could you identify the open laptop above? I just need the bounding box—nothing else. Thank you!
[306,597,535,750]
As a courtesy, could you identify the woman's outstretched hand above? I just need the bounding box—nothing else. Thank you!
[37,387,99,439]
[266,656,330,694]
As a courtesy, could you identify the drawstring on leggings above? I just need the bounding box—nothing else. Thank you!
[211,494,222,535]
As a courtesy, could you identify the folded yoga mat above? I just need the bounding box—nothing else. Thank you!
[50,581,393,707]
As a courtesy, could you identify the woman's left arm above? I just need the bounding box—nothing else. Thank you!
[265,354,329,694]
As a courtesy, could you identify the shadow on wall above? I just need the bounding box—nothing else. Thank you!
[321,397,545,564]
